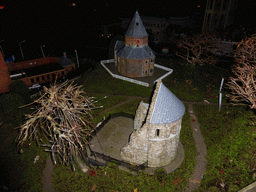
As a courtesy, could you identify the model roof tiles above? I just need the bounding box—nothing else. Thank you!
[150,82,185,124]
[125,10,148,38]
[114,41,125,53]
[58,57,74,67]
[116,46,155,60]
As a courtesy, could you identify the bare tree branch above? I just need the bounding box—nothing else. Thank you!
[175,33,219,65]
[227,37,256,109]
[17,80,95,166]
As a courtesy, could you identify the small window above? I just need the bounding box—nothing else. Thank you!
[31,78,34,83]
[47,74,50,80]
[42,76,45,81]
[145,60,148,64]
[145,70,147,74]
[62,71,64,76]
[136,22,139,26]
[156,129,160,137]
[150,68,153,73]
[36,77,39,82]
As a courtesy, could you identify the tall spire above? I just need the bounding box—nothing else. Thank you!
[125,10,148,38]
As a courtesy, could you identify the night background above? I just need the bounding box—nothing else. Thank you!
[0,0,255,62]
[1,1,256,191]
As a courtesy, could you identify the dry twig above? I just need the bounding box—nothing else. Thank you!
[17,80,95,166]
[227,37,256,109]
[175,33,218,65]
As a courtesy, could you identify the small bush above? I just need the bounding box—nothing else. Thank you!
[9,80,31,103]
[0,93,25,116]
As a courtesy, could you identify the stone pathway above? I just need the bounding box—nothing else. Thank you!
[43,156,54,192]
[184,104,207,192]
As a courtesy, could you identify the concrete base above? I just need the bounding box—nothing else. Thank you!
[101,60,172,87]
[89,116,184,175]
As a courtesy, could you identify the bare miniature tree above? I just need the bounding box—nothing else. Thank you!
[233,37,256,65]
[17,81,95,168]
[175,33,219,65]
[227,37,256,109]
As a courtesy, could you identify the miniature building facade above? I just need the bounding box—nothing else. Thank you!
[114,11,155,78]
[0,51,76,94]
[202,0,238,33]
[0,51,11,93]
[121,80,185,167]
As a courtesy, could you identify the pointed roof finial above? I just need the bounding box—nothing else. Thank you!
[125,10,148,38]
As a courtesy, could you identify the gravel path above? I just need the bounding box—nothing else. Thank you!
[184,104,207,192]
[43,156,54,192]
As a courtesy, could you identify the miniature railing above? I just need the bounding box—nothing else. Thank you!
[88,151,148,172]
[101,59,173,87]
[86,112,150,172]
[100,60,149,87]
[88,112,134,141]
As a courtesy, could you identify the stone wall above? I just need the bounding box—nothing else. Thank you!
[125,36,148,47]
[120,122,148,165]
[134,101,149,130]
[147,119,182,167]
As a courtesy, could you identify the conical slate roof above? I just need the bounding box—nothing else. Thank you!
[150,82,185,124]
[114,40,125,53]
[125,10,148,38]
[116,45,155,59]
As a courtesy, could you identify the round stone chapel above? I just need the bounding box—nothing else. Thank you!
[121,80,185,167]
[114,10,155,78]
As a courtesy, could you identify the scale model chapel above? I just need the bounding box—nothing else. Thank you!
[114,10,155,78]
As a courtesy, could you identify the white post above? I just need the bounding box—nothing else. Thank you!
[40,45,45,58]
[219,78,224,93]
[19,40,25,60]
[219,78,224,111]
[219,92,222,111]
[74,50,80,69]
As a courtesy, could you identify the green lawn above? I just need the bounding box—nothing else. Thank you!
[53,103,196,191]
[193,104,256,191]
[75,65,152,98]
[0,112,48,191]
[0,56,234,191]
[158,57,230,103]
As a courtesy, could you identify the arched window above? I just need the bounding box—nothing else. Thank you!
[156,129,160,137]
